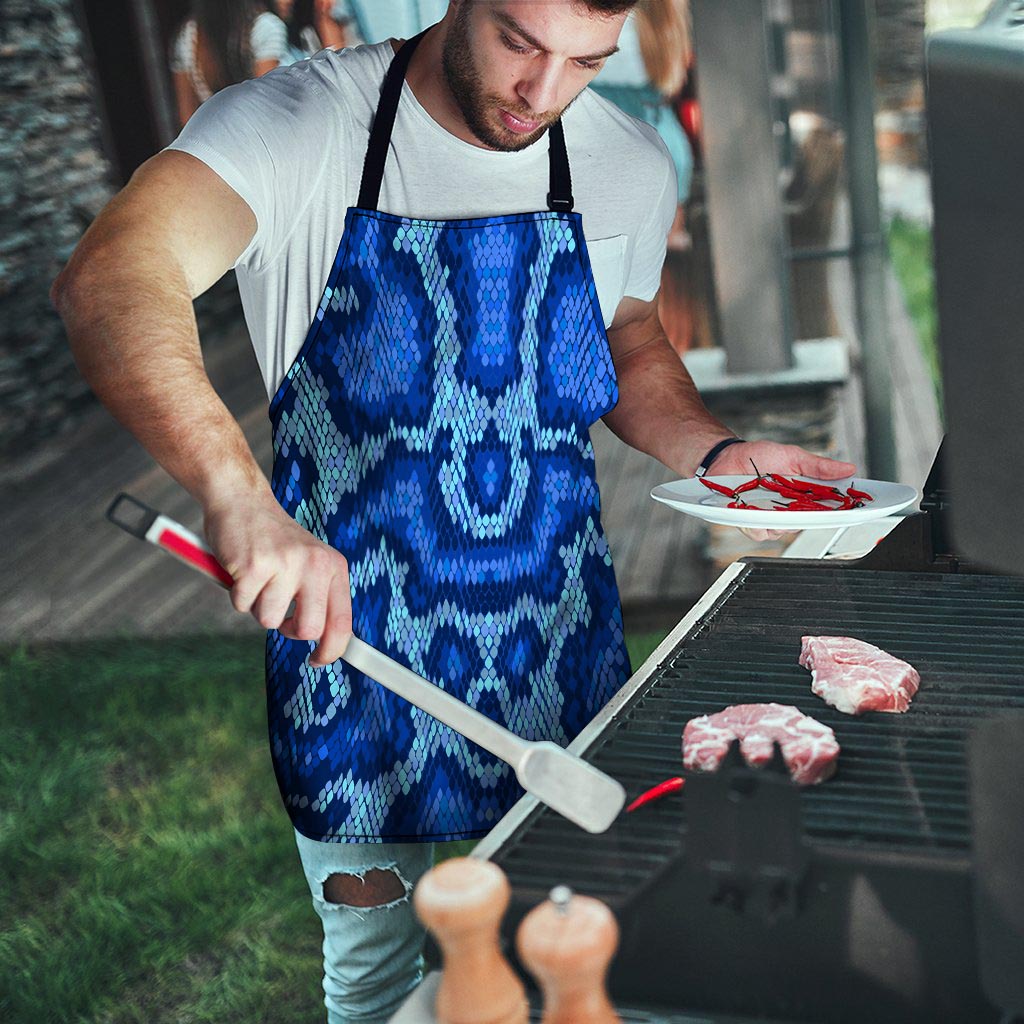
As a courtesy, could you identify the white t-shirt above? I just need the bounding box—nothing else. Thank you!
[168,40,677,398]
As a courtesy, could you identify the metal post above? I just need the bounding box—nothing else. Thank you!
[131,0,178,148]
[690,0,795,374]
[837,1,899,480]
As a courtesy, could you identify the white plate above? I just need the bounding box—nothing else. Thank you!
[650,476,920,530]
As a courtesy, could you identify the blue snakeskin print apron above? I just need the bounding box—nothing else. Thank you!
[266,31,630,842]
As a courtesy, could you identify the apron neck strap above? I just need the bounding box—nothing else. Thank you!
[546,120,573,213]
[357,29,575,215]
[358,30,426,212]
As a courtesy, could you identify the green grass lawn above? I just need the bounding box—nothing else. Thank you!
[887,215,942,407]
[1,630,665,1023]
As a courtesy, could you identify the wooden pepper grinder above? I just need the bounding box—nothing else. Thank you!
[413,857,528,1024]
[516,885,621,1024]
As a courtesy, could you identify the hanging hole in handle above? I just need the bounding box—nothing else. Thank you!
[106,493,158,538]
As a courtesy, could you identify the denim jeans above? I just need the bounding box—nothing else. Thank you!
[294,829,436,1024]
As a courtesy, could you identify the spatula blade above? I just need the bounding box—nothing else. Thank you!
[516,741,625,834]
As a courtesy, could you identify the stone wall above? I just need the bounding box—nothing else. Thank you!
[0,0,246,464]
[0,0,116,461]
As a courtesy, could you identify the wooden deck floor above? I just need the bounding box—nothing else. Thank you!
[1,326,271,643]
[2,249,939,645]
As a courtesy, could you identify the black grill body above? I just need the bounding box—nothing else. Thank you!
[488,554,1024,1023]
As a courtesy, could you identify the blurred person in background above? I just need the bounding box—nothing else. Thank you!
[334,0,449,45]
[592,0,693,245]
[171,0,289,127]
[275,0,350,62]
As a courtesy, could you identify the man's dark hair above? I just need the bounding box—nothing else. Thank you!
[579,0,640,12]
[465,0,640,15]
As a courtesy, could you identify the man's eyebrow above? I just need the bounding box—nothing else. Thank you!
[491,9,620,61]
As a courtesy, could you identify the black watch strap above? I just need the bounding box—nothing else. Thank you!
[695,437,745,478]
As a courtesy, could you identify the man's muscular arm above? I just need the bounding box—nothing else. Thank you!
[51,150,351,665]
[602,295,734,478]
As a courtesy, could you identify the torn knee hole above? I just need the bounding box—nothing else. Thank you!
[322,868,407,908]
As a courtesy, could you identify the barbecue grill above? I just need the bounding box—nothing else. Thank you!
[475,8,1024,1019]
[471,456,1024,1022]
[393,9,1024,1022]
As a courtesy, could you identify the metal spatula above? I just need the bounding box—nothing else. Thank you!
[106,493,626,834]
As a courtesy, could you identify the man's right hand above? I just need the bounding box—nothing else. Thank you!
[204,491,352,667]
[50,150,352,667]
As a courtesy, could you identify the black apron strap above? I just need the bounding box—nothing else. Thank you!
[357,29,429,211]
[358,28,575,215]
[546,119,574,213]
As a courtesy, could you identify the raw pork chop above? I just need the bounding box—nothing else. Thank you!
[799,636,920,716]
[682,703,839,786]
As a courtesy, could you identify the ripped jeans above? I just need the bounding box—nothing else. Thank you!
[294,829,436,1024]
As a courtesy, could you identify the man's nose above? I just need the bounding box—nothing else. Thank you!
[516,62,562,118]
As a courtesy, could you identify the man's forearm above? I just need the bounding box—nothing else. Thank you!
[52,253,270,512]
[602,333,735,478]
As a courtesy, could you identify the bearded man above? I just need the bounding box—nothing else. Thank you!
[52,2,854,1020]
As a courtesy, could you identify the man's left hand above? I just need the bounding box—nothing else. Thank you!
[706,440,857,542]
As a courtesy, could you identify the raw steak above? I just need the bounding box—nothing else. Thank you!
[799,636,920,716]
[682,703,840,785]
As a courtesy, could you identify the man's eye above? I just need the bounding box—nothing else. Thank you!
[501,34,530,54]
[576,59,600,71]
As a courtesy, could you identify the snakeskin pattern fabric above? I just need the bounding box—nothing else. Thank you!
[267,208,630,841]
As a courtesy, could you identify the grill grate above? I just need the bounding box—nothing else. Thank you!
[494,564,1024,902]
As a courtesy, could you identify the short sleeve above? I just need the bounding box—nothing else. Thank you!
[623,134,678,302]
[165,65,342,272]
[251,12,289,63]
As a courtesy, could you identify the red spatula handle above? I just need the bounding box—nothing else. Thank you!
[106,492,234,589]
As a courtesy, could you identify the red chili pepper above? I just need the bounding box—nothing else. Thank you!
[739,461,871,512]
[625,776,685,813]
[771,473,844,499]
[761,479,824,502]
[758,478,801,496]
[768,473,816,494]
[775,498,835,511]
[698,477,737,498]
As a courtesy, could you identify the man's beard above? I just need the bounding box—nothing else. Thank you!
[441,3,559,151]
